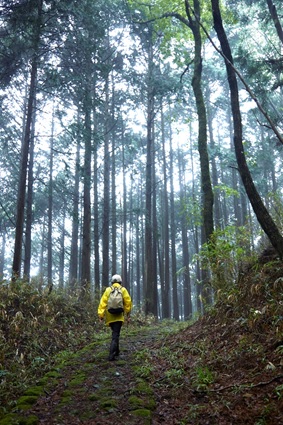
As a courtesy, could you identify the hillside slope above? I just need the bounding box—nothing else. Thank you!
[149,250,283,424]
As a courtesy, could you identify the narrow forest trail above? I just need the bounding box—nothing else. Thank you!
[2,324,169,425]
[2,313,283,425]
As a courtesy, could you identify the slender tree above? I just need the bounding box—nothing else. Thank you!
[211,0,283,259]
[69,128,80,290]
[12,0,43,278]
[144,25,158,316]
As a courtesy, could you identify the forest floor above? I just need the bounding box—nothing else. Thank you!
[1,253,283,424]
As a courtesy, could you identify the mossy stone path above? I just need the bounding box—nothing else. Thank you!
[1,325,163,425]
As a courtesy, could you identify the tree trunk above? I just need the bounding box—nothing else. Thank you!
[12,57,38,278]
[161,103,170,318]
[23,95,36,280]
[12,0,42,278]
[69,130,80,291]
[0,228,6,280]
[81,96,92,293]
[144,30,158,316]
[111,73,117,277]
[169,124,179,320]
[102,72,111,286]
[188,0,214,243]
[47,111,54,289]
[59,201,66,290]
[122,141,128,286]
[211,0,283,259]
[93,134,100,291]
[178,146,192,319]
[206,96,221,228]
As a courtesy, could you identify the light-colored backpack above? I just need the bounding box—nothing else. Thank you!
[107,286,124,314]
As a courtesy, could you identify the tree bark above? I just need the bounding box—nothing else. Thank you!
[186,0,214,243]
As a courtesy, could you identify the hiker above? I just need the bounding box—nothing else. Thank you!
[98,274,132,361]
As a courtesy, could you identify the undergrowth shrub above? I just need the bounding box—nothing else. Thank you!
[196,225,255,296]
[0,279,98,411]
[196,225,283,339]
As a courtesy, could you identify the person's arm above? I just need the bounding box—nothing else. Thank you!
[97,288,110,319]
[122,288,132,315]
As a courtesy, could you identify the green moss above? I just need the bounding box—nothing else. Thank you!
[44,370,62,379]
[115,359,127,366]
[69,373,86,387]
[36,376,49,386]
[0,414,39,425]
[134,381,153,395]
[145,398,156,410]
[24,387,44,397]
[0,414,19,425]
[79,410,97,420]
[131,408,152,420]
[16,396,38,410]
[94,350,108,360]
[22,416,39,425]
[62,389,73,397]
[88,393,99,401]
[99,398,118,410]
[129,395,144,409]
[59,389,73,406]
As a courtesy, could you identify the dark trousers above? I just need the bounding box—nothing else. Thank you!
[109,321,123,360]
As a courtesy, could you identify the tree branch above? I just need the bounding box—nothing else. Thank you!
[134,3,283,146]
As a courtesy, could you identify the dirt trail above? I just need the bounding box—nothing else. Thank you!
[3,316,283,425]
[7,325,163,425]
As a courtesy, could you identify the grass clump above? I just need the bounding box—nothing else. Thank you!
[192,366,215,392]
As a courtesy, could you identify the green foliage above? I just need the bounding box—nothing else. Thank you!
[192,365,215,391]
[267,191,283,232]
[274,384,283,399]
[196,225,256,294]
[127,0,212,64]
[164,367,184,386]
[133,363,154,380]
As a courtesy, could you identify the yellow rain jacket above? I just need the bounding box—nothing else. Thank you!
[98,283,132,326]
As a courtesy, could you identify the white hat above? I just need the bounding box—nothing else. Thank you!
[111,274,122,283]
